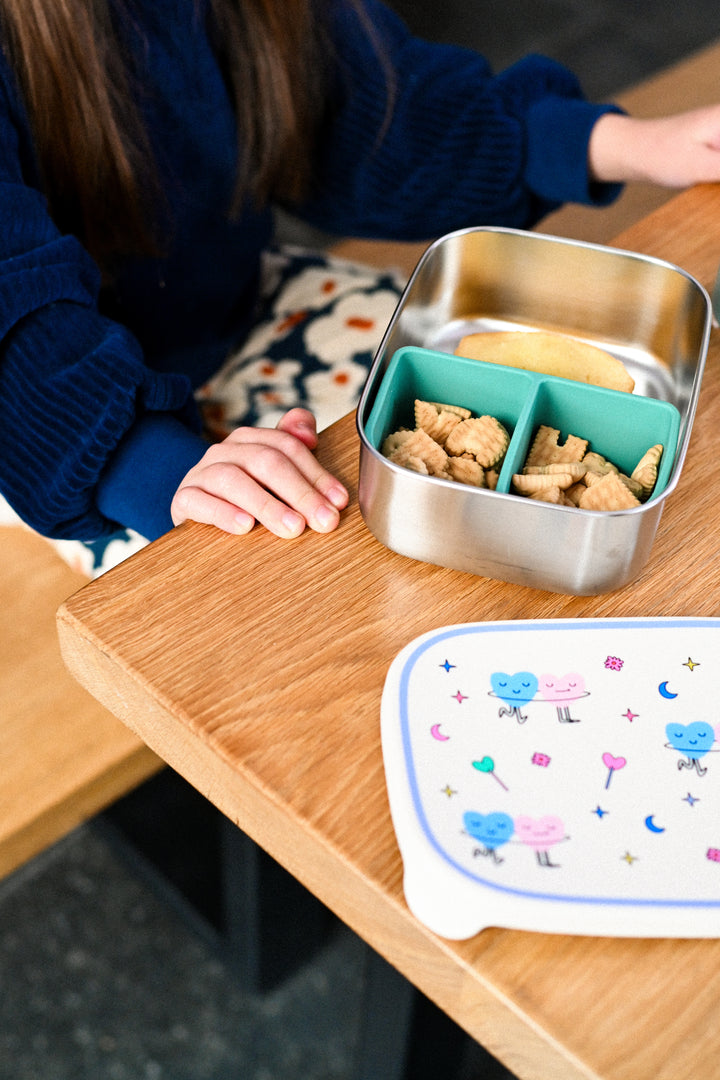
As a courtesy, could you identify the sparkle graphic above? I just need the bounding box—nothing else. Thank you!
[621,851,638,865]
[452,690,468,704]
[683,792,700,807]
[623,708,639,722]
[440,659,456,673]
[592,806,609,819]
[441,784,457,798]
[683,657,700,672]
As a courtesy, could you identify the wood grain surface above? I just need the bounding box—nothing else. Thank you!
[58,184,720,1080]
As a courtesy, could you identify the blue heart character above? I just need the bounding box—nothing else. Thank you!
[666,720,715,759]
[490,671,538,707]
[463,811,515,850]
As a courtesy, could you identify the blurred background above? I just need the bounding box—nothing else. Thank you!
[385,0,720,99]
[4,4,720,1079]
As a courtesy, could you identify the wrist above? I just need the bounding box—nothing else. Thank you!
[588,113,648,184]
[96,414,209,540]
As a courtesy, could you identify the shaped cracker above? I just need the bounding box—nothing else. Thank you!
[447,456,487,487]
[387,448,430,475]
[427,401,472,420]
[631,444,663,498]
[620,473,644,500]
[523,462,587,479]
[381,429,413,456]
[525,425,588,467]
[578,471,641,511]
[563,482,587,507]
[396,427,449,477]
[528,485,567,505]
[582,451,618,478]
[512,472,576,495]
[444,415,509,468]
[414,399,463,446]
[584,469,643,500]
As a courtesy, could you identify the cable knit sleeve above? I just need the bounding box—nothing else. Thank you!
[296,0,623,239]
[0,61,202,540]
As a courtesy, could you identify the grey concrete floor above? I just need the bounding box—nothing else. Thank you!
[6,4,720,1078]
[0,821,367,1080]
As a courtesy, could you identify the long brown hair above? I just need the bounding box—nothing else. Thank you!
[0,0,343,260]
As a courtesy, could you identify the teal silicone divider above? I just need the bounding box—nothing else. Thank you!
[365,346,681,501]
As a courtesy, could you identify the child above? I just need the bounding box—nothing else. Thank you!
[1,0,720,555]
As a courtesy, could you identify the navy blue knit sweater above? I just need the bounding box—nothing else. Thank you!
[0,0,621,541]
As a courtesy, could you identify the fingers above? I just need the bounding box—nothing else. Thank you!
[589,109,720,189]
[171,421,349,539]
[275,407,319,449]
[227,425,348,510]
[171,484,258,535]
[638,109,720,187]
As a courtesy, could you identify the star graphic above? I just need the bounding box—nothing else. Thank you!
[683,792,700,807]
[623,708,639,722]
[592,806,609,818]
[621,851,638,865]
[441,784,457,798]
[440,659,456,673]
[683,657,700,672]
[452,690,468,704]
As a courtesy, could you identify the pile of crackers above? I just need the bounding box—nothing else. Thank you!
[516,424,661,509]
[381,399,663,510]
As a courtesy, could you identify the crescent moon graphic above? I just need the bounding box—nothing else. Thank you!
[430,723,450,742]
[645,815,666,834]
[658,681,678,699]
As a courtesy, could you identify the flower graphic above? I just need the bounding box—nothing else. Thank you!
[604,655,624,671]
[303,289,400,364]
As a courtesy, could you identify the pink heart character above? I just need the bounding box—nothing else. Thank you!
[602,752,626,771]
[538,673,586,702]
[514,815,566,850]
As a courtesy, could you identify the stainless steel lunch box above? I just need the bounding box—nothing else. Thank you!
[356,227,712,595]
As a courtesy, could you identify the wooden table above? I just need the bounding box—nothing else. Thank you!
[58,184,720,1080]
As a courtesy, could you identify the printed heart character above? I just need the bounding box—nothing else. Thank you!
[514,815,566,849]
[538,673,586,701]
[463,811,515,851]
[490,671,538,706]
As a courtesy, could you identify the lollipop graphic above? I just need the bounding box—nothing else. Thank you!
[602,752,627,789]
[473,756,509,791]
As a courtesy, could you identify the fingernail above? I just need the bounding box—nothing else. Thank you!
[282,510,305,536]
[326,483,347,509]
[233,512,254,534]
[315,503,339,530]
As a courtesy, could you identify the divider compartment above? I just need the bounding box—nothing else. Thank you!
[366,345,681,505]
[364,346,534,456]
[520,377,681,502]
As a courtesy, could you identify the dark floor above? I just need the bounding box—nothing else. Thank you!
[6,4,720,1079]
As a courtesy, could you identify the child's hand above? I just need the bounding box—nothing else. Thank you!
[589,105,720,189]
[171,408,349,538]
